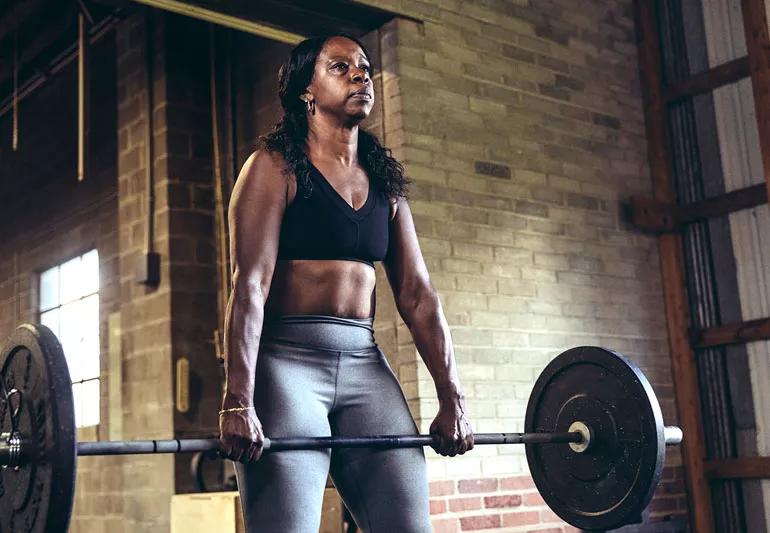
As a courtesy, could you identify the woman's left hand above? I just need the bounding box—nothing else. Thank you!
[429,399,474,457]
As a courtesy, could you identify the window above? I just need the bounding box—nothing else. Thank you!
[39,250,100,427]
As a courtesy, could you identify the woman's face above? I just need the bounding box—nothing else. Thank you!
[306,36,374,122]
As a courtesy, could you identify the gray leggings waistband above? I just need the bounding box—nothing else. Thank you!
[261,314,375,352]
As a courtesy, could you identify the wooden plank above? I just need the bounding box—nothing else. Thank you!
[705,458,770,479]
[632,1,714,531]
[693,317,770,349]
[741,0,770,205]
[663,55,750,104]
[170,490,344,533]
[630,183,768,232]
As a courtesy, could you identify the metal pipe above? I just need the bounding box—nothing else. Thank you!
[12,29,18,150]
[143,7,155,257]
[209,24,230,361]
[77,8,91,182]
[0,15,121,120]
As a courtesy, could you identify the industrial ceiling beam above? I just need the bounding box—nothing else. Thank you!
[130,0,305,43]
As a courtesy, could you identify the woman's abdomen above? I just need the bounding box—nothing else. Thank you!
[264,259,377,318]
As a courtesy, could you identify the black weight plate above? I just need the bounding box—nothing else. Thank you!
[525,346,665,531]
[0,324,76,533]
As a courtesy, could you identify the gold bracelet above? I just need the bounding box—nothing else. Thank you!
[219,406,255,415]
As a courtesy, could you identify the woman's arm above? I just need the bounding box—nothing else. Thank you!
[383,198,474,456]
[223,149,286,405]
[220,150,287,462]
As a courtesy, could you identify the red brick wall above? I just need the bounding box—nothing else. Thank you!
[427,468,685,532]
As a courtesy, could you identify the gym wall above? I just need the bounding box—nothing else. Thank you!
[0,1,689,532]
[0,30,123,532]
[365,4,687,532]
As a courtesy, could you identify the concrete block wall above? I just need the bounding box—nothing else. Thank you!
[115,9,227,524]
[361,1,688,530]
[161,13,224,492]
[114,10,176,532]
[0,28,123,532]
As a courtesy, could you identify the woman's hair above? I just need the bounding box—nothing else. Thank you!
[257,33,410,200]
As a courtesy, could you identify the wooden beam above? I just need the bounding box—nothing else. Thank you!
[693,317,770,349]
[678,183,768,221]
[630,183,768,232]
[632,1,714,531]
[705,458,770,479]
[741,0,770,205]
[130,0,305,43]
[663,55,750,104]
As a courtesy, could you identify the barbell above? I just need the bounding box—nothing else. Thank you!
[0,323,682,532]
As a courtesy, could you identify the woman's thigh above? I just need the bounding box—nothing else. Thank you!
[329,349,432,533]
[235,341,336,533]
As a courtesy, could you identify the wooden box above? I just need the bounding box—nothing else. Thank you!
[171,489,343,533]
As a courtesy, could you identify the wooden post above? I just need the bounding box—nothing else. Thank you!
[632,1,715,531]
[741,0,770,204]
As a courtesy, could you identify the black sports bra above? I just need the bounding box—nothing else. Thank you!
[276,162,390,268]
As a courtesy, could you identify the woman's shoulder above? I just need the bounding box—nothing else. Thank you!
[243,148,290,178]
[231,149,295,208]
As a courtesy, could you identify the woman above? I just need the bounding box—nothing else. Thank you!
[219,33,474,533]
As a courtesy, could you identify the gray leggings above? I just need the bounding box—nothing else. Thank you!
[234,315,432,533]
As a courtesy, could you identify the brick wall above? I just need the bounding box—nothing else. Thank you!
[362,1,688,531]
[161,12,226,493]
[0,1,690,531]
[428,475,580,533]
[114,9,233,526]
[114,10,176,531]
[0,28,123,532]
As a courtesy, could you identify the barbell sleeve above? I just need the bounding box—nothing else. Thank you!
[664,425,683,445]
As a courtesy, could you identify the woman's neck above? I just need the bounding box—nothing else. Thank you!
[306,117,359,167]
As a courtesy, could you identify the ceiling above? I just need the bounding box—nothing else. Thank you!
[0,0,402,104]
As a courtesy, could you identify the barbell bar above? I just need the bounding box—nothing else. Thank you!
[0,426,683,461]
[0,323,683,532]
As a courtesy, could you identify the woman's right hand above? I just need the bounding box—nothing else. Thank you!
[219,406,265,463]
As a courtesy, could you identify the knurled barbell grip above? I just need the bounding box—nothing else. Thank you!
[264,432,584,451]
